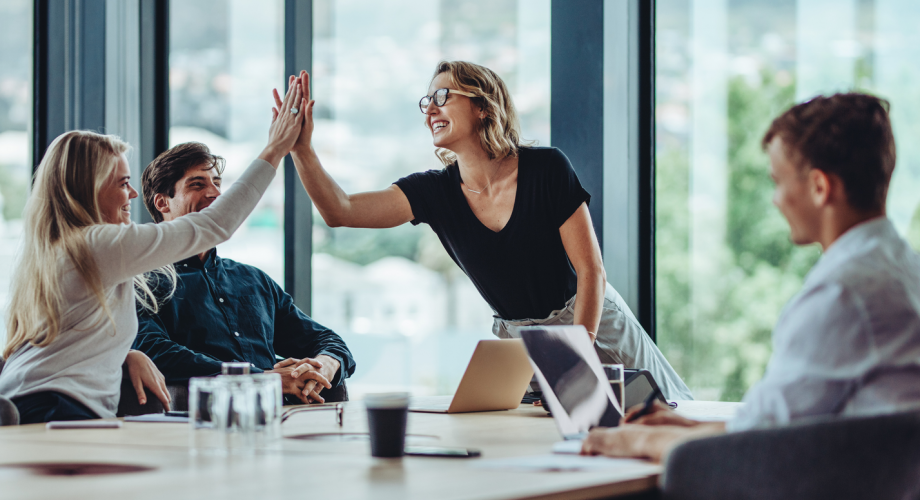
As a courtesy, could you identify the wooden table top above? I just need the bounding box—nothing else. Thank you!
[0,397,740,500]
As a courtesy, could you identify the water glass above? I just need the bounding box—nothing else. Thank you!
[189,374,283,455]
[602,364,625,416]
[221,362,251,375]
[248,373,283,446]
[218,375,258,453]
[189,377,230,455]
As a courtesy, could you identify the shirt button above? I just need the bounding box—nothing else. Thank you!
[250,363,256,367]
[183,264,188,267]
[234,332,240,337]
[219,298,224,303]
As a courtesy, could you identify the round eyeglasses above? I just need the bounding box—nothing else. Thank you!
[419,88,477,113]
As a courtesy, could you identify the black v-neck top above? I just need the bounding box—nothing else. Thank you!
[394,147,591,320]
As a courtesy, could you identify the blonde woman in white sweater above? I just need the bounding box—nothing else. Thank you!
[0,78,305,424]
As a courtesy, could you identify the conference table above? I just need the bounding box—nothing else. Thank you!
[0,397,740,500]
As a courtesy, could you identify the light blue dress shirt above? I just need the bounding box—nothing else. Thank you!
[728,217,920,432]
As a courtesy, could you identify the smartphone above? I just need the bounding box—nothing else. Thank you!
[404,446,481,458]
[164,411,189,418]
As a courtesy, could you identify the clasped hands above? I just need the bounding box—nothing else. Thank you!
[268,355,339,404]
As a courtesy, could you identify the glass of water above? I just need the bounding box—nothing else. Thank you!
[248,373,283,447]
[189,374,283,456]
[216,375,258,454]
[601,364,625,416]
[189,377,230,455]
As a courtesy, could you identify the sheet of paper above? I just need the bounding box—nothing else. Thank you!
[686,414,732,422]
[472,454,644,472]
[124,414,189,423]
[552,439,583,455]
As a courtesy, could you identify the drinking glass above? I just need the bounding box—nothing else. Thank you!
[217,375,257,454]
[189,377,230,455]
[602,364,625,416]
[248,373,283,447]
[221,362,251,375]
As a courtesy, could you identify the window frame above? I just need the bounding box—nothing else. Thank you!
[31,0,659,339]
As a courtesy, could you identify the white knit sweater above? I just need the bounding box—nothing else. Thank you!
[0,159,275,418]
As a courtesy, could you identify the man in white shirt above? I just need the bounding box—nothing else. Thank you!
[582,93,920,462]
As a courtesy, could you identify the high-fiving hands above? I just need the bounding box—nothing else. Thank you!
[258,75,308,168]
[272,70,315,155]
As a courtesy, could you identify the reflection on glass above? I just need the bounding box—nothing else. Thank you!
[169,0,285,284]
[656,0,920,401]
[0,0,32,347]
[312,0,550,399]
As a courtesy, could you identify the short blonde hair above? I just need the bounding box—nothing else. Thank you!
[431,61,529,166]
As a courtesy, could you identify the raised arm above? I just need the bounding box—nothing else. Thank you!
[281,71,414,229]
[90,78,306,285]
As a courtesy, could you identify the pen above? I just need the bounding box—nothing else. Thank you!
[624,388,662,423]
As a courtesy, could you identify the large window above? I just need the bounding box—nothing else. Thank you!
[311,0,551,398]
[0,0,32,347]
[169,0,286,284]
[655,0,920,401]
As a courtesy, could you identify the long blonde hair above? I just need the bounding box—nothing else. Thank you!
[3,131,174,359]
[431,61,531,166]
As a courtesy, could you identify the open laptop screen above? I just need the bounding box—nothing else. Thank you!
[520,326,622,438]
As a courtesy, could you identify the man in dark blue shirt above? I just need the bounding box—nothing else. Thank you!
[134,142,355,404]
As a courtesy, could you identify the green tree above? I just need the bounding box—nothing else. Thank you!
[657,70,821,401]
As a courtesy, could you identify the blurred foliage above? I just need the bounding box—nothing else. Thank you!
[0,162,28,221]
[313,212,422,266]
[910,205,920,251]
[656,71,822,402]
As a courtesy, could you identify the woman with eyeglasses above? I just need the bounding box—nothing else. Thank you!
[283,61,692,400]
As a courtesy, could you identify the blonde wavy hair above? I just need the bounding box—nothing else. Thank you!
[3,131,175,359]
[431,61,531,166]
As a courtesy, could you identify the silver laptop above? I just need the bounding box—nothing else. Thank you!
[410,339,534,414]
[520,325,623,441]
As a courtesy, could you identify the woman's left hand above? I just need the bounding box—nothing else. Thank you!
[124,350,171,410]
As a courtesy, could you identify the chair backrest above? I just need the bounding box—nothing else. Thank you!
[0,395,19,426]
[0,357,20,426]
[116,378,186,416]
[662,411,920,500]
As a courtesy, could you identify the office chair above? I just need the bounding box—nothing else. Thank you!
[661,410,920,500]
[0,357,20,426]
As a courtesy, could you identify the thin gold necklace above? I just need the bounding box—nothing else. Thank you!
[464,159,505,194]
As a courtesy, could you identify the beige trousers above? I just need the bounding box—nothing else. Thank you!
[492,282,693,401]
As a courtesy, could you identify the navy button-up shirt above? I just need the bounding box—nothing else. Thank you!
[134,250,355,387]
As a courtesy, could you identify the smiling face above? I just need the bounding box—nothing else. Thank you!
[424,72,482,151]
[98,153,138,225]
[154,164,222,222]
[768,137,824,245]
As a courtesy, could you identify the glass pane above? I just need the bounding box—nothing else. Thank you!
[656,0,920,401]
[169,0,285,284]
[0,0,32,347]
[312,0,551,398]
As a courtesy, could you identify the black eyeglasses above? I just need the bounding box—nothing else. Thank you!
[419,88,477,113]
